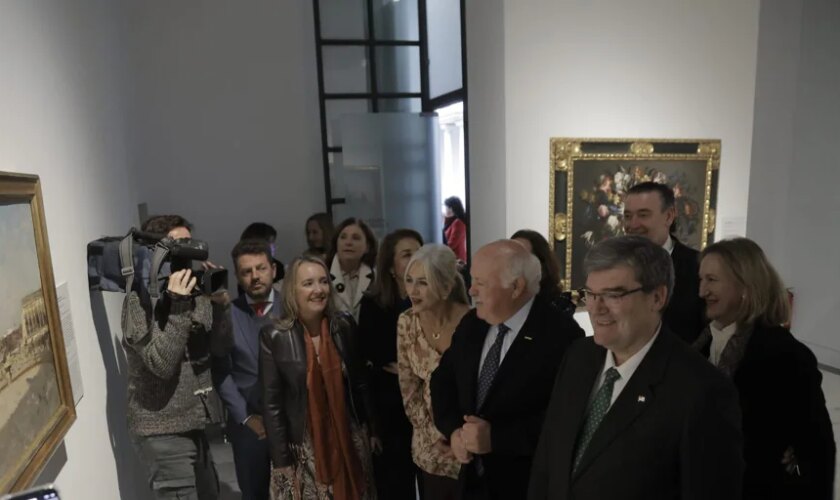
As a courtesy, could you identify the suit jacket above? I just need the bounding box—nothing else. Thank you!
[329,256,374,322]
[663,238,705,344]
[529,327,744,500]
[213,293,282,425]
[431,294,585,499]
[697,324,836,500]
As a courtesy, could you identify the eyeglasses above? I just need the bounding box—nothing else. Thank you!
[581,287,646,306]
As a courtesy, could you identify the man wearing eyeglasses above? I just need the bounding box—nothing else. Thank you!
[528,236,743,500]
[623,182,705,343]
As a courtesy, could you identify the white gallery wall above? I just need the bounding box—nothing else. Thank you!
[0,1,146,499]
[124,0,324,269]
[466,0,761,245]
[748,0,840,367]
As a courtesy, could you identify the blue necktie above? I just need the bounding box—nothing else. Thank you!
[473,324,510,477]
[476,323,510,410]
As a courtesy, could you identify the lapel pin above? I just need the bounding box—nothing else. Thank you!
[336,283,345,293]
[637,395,646,403]
[524,336,533,341]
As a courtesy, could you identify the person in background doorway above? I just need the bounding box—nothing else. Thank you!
[443,196,468,264]
[327,218,378,321]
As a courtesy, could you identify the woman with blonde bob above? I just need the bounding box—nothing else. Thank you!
[694,237,835,499]
[260,256,379,499]
[397,244,470,499]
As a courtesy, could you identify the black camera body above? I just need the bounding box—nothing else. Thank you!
[87,230,227,300]
[161,237,228,297]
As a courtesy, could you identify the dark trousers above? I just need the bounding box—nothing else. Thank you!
[132,430,219,500]
[422,471,460,500]
[227,421,271,500]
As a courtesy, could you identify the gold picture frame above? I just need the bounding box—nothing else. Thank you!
[0,172,76,493]
[549,138,720,291]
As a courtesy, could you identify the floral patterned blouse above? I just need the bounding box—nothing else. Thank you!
[396,310,461,478]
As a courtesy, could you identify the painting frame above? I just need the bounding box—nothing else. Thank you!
[549,138,720,291]
[0,172,75,494]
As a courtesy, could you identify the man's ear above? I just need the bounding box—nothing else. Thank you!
[511,276,526,300]
[651,284,668,312]
[270,262,277,280]
[664,205,677,227]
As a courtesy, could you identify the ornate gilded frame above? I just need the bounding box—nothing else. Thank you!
[549,138,720,291]
[0,172,76,493]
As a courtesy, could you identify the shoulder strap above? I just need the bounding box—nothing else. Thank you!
[119,230,136,293]
[148,241,171,312]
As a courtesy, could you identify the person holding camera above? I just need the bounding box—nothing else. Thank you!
[121,215,232,500]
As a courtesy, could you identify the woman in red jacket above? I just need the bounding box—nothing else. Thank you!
[442,196,467,263]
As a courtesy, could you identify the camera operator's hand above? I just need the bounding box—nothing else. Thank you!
[167,269,197,297]
[202,260,221,271]
[209,290,230,305]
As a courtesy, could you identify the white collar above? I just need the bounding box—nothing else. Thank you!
[710,321,738,338]
[663,235,675,255]
[604,322,661,379]
[496,296,535,334]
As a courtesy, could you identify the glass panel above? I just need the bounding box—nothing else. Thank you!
[378,98,422,113]
[323,46,370,94]
[427,0,463,98]
[373,0,419,41]
[336,112,441,242]
[375,46,421,93]
[319,0,368,39]
[325,99,371,147]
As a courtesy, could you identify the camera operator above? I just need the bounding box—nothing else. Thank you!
[121,215,232,500]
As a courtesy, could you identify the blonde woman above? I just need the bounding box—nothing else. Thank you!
[397,244,470,499]
[260,256,379,500]
[695,238,835,499]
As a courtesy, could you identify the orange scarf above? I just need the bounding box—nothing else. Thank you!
[304,318,366,499]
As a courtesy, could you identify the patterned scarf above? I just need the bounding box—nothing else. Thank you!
[692,324,753,378]
[304,318,365,499]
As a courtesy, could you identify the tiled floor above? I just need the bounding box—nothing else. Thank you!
[820,368,840,500]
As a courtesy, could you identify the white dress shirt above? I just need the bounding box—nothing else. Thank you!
[477,297,534,378]
[663,235,675,255]
[589,324,661,408]
[709,322,738,366]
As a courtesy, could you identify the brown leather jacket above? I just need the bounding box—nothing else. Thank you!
[259,312,378,467]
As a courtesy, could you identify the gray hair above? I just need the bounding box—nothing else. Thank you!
[497,242,542,295]
[583,236,674,303]
[406,244,469,304]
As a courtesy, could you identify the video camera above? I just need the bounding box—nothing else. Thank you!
[87,229,228,305]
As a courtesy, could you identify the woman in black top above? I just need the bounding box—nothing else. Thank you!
[358,228,424,499]
[695,238,835,499]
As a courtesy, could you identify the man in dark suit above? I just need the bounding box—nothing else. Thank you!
[213,239,281,500]
[431,240,584,500]
[528,236,743,500]
[624,182,705,343]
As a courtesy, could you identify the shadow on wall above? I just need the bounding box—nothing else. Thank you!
[86,292,154,500]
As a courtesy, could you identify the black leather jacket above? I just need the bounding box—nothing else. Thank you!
[259,312,377,467]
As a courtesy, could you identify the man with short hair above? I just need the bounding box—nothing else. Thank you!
[213,239,280,500]
[431,240,584,500]
[240,221,284,283]
[623,182,705,343]
[528,236,743,500]
[123,214,232,500]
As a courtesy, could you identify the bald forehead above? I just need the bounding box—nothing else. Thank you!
[476,240,527,262]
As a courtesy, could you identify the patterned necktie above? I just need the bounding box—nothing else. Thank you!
[572,367,621,474]
[252,301,270,317]
[476,323,510,410]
